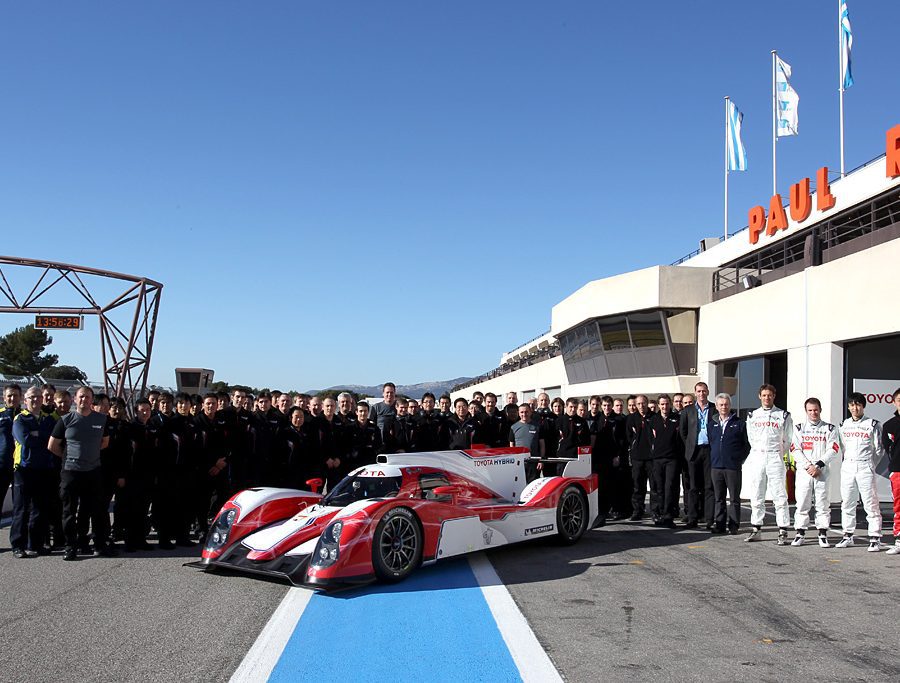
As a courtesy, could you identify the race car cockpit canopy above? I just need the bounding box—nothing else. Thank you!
[322,466,404,507]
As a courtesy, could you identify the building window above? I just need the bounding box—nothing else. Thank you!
[628,312,666,348]
[560,308,698,384]
[600,317,631,351]
[715,352,787,418]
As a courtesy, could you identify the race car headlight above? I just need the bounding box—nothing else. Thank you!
[328,521,343,543]
[206,508,237,551]
[311,521,343,568]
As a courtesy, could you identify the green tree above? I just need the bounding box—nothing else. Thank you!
[0,325,58,375]
[42,364,88,381]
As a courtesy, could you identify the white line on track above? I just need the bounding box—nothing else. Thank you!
[229,587,313,683]
[468,553,563,683]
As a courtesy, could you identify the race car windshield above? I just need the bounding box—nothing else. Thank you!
[322,475,403,507]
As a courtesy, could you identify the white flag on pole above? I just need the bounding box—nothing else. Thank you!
[775,56,799,137]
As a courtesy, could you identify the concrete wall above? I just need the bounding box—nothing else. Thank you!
[697,237,900,421]
[550,265,715,336]
[451,354,699,405]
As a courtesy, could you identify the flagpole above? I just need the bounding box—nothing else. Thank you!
[838,0,846,177]
[724,96,729,240]
[772,50,777,196]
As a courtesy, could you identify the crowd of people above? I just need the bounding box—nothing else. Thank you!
[1,379,898,561]
[504,382,900,554]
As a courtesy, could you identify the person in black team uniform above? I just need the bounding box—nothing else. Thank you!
[315,397,345,490]
[151,393,190,548]
[384,398,415,453]
[447,398,478,450]
[533,393,559,470]
[282,407,320,490]
[649,395,684,528]
[555,398,590,476]
[347,402,383,469]
[476,392,508,448]
[336,393,356,425]
[608,398,633,520]
[169,393,200,545]
[221,388,253,493]
[590,396,623,526]
[120,399,158,551]
[250,392,282,487]
[86,394,127,549]
[437,395,453,449]
[194,393,229,538]
[626,395,655,521]
[412,392,443,452]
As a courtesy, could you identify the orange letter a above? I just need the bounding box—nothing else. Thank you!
[767,195,788,235]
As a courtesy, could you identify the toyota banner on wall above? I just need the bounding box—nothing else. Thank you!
[852,378,900,500]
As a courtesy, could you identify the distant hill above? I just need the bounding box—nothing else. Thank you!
[308,377,473,400]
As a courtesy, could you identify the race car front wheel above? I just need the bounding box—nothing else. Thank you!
[372,507,423,582]
[556,485,588,545]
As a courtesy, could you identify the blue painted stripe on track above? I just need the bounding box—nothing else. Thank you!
[268,559,522,683]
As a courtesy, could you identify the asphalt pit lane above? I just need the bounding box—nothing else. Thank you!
[565,598,595,606]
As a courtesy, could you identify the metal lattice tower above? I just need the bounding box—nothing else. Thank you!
[0,255,162,400]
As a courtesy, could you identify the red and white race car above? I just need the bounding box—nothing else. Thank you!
[188,447,597,588]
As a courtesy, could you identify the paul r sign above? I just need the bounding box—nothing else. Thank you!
[748,124,900,245]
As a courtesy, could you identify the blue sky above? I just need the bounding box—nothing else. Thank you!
[1,2,898,391]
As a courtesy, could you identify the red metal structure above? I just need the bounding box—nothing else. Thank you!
[0,256,162,400]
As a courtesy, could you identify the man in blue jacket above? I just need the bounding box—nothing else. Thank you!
[708,393,750,534]
[10,387,59,558]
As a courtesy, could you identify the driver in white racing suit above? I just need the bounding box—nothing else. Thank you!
[836,392,887,552]
[744,385,792,544]
[790,398,841,548]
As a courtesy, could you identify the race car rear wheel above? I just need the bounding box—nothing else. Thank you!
[372,507,423,582]
[556,485,588,544]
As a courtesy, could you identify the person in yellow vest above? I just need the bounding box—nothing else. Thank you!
[10,387,58,558]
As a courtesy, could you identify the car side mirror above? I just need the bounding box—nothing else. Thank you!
[306,478,324,494]
[432,486,459,504]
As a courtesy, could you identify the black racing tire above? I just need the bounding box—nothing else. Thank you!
[556,485,588,545]
[372,507,423,582]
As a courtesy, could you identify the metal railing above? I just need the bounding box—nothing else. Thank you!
[505,329,551,355]
[713,184,900,295]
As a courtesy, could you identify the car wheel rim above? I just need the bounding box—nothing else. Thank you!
[561,493,584,537]
[380,516,418,571]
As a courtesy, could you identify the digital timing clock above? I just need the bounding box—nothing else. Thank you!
[34,315,83,330]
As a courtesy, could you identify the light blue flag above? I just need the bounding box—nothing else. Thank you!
[727,100,747,172]
[841,1,854,89]
[775,56,799,137]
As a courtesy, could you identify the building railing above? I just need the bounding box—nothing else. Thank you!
[505,329,551,355]
[452,342,561,393]
[713,184,900,297]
